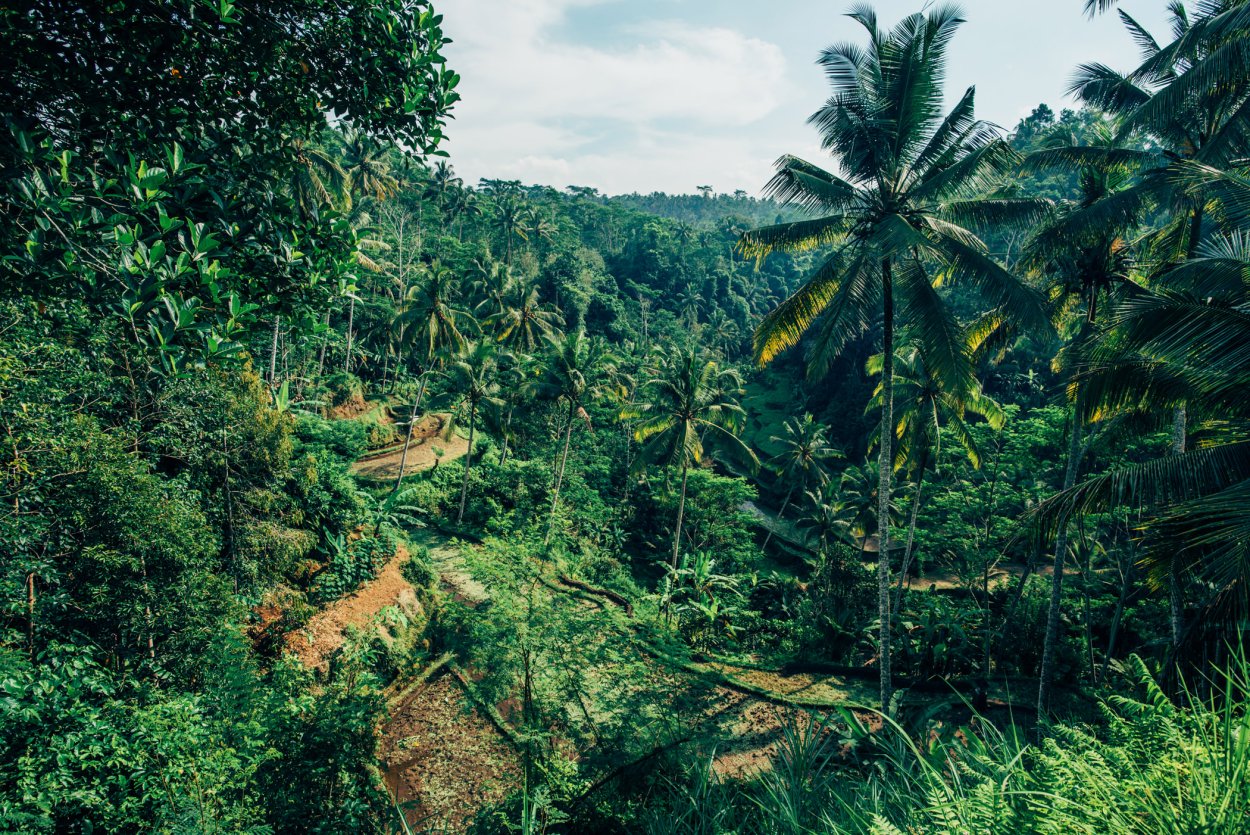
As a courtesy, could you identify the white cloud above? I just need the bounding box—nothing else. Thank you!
[440,0,792,194]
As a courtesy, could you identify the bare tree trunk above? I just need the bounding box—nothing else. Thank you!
[545,403,576,545]
[877,257,895,714]
[500,406,515,467]
[1102,552,1133,683]
[392,375,428,494]
[671,463,690,572]
[27,571,35,659]
[343,297,355,375]
[268,314,280,386]
[663,462,691,625]
[761,485,796,551]
[1038,388,1084,717]
[456,405,476,524]
[1169,404,1186,651]
[316,310,330,383]
[894,458,928,613]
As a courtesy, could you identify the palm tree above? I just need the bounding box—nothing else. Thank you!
[741,5,1047,710]
[493,193,528,265]
[469,256,514,320]
[531,329,621,542]
[1023,126,1141,715]
[625,349,760,584]
[391,261,473,494]
[287,136,349,218]
[486,281,565,354]
[866,344,1005,607]
[447,189,481,241]
[763,414,840,550]
[341,129,399,201]
[427,160,462,216]
[523,205,557,259]
[1034,161,1250,678]
[441,341,503,525]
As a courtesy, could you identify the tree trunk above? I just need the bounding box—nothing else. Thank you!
[315,310,330,383]
[27,570,35,659]
[877,257,895,714]
[1102,553,1133,683]
[1037,388,1084,716]
[392,375,428,494]
[546,402,577,544]
[672,463,690,572]
[343,297,355,374]
[663,462,691,625]
[761,485,796,551]
[1169,403,1186,651]
[456,404,476,524]
[268,314,280,386]
[893,457,928,613]
[500,409,512,467]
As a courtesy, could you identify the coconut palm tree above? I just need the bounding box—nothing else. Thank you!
[285,136,350,219]
[427,160,462,216]
[468,256,514,320]
[485,281,565,354]
[493,193,528,265]
[390,261,473,494]
[1023,125,1142,715]
[341,128,399,201]
[866,344,1005,607]
[1034,160,1250,679]
[441,341,503,525]
[741,5,1048,710]
[625,349,760,584]
[523,205,557,259]
[531,329,621,542]
[763,414,841,550]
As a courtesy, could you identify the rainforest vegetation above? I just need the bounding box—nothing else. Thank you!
[3,0,1250,832]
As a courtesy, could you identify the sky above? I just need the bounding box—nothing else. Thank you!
[439,0,1173,196]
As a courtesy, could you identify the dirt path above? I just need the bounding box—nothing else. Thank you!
[352,413,470,481]
[286,543,419,671]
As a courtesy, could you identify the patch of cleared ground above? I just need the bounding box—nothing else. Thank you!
[285,543,418,671]
[351,413,470,481]
[381,673,520,831]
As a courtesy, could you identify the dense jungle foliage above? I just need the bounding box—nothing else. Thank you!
[2,0,1250,832]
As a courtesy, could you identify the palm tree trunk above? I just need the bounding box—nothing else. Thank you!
[1102,557,1133,683]
[456,404,476,524]
[500,407,514,467]
[344,297,355,374]
[877,257,895,714]
[546,402,576,544]
[893,458,928,613]
[761,485,796,551]
[315,310,330,383]
[1038,387,1084,716]
[672,463,690,572]
[392,375,428,494]
[268,314,281,386]
[1169,404,1186,651]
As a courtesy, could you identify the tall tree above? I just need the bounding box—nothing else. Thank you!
[391,261,472,493]
[441,341,503,524]
[626,349,759,599]
[532,330,621,542]
[742,5,1047,710]
[486,282,566,354]
[866,344,1004,606]
[1024,124,1142,715]
[763,414,841,550]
